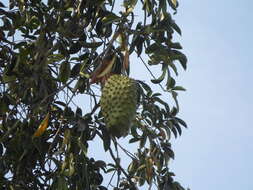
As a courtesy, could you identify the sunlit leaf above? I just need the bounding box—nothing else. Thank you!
[102,13,121,25]
[171,0,178,8]
[32,113,50,138]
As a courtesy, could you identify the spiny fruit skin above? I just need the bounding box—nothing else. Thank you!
[100,74,138,138]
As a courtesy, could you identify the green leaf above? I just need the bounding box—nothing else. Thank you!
[164,124,171,141]
[68,42,82,54]
[172,86,186,91]
[124,0,138,11]
[136,36,145,56]
[151,65,167,84]
[175,117,187,128]
[57,176,68,190]
[137,80,152,94]
[171,21,181,35]
[169,42,182,49]
[59,61,71,83]
[175,123,182,136]
[170,106,178,116]
[106,168,116,173]
[170,51,187,70]
[171,0,178,8]
[95,160,107,169]
[139,135,147,148]
[48,54,65,64]
[143,0,152,16]
[169,62,178,76]
[78,140,87,155]
[171,125,177,138]
[54,101,67,107]
[73,78,87,93]
[161,142,174,160]
[159,0,167,14]
[2,73,16,83]
[0,98,8,114]
[152,93,162,97]
[76,107,82,117]
[178,54,187,70]
[166,76,176,90]
[101,127,111,152]
[168,0,178,12]
[129,34,138,54]
[129,137,140,143]
[146,43,160,54]
[102,13,121,25]
[171,91,179,111]
[82,42,103,49]
[70,63,81,77]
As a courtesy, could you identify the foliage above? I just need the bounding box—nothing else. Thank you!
[0,0,188,189]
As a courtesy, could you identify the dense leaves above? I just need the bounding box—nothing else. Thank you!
[0,0,188,189]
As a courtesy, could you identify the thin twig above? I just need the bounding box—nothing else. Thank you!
[117,142,138,160]
[108,146,138,190]
[110,0,116,12]
[92,27,120,64]
[96,131,138,189]
[138,54,166,92]
[39,78,76,107]
[107,170,117,188]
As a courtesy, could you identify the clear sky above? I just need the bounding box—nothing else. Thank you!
[169,1,253,189]
[2,0,253,189]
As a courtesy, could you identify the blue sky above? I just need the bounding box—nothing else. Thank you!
[2,0,253,189]
[169,1,253,189]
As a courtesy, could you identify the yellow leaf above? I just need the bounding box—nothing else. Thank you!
[172,0,177,7]
[32,113,50,138]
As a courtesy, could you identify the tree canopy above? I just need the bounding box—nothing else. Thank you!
[0,0,188,189]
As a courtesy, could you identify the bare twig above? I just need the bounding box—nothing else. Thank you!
[117,142,138,160]
[108,146,138,190]
[39,78,76,107]
[138,54,166,92]
[107,170,117,188]
[95,130,138,189]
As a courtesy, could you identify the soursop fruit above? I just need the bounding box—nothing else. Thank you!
[100,74,138,138]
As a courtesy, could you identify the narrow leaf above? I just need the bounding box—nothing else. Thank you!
[171,91,179,112]
[175,117,187,128]
[171,22,181,35]
[82,42,103,48]
[172,86,186,91]
[146,43,160,54]
[171,0,177,7]
[33,113,50,138]
[59,61,71,83]
[102,13,121,25]
[151,65,167,84]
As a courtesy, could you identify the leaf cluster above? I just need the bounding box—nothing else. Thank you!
[0,0,188,189]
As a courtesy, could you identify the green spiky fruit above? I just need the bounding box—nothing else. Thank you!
[100,74,138,138]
